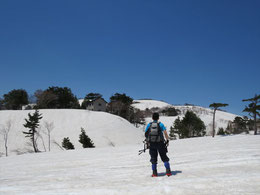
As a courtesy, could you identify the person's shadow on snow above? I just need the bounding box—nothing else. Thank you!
[157,170,182,177]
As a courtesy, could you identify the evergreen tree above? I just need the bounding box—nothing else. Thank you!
[3,89,29,110]
[246,118,254,131]
[209,103,229,137]
[217,127,225,135]
[169,117,181,139]
[62,137,75,150]
[242,94,260,135]
[174,111,206,139]
[35,87,80,109]
[23,110,43,152]
[0,97,3,110]
[233,117,248,134]
[78,128,95,148]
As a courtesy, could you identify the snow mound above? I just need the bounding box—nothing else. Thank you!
[0,110,143,155]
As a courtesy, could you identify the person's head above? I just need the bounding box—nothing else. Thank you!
[152,113,159,121]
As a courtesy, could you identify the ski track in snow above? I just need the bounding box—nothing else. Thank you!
[1,135,260,195]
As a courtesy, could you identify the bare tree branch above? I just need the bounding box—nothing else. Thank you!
[0,120,12,156]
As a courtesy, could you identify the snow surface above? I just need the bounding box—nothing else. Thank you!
[0,110,143,155]
[0,135,259,194]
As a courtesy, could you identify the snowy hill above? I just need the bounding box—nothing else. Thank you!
[0,110,143,156]
[0,135,259,194]
[133,100,238,135]
[132,99,172,110]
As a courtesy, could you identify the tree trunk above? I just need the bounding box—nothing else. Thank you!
[48,132,51,152]
[254,113,257,135]
[5,137,8,157]
[32,131,37,153]
[212,109,216,137]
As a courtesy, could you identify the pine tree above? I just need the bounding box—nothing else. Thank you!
[3,89,29,110]
[209,103,229,137]
[175,111,206,139]
[169,117,181,139]
[233,117,248,134]
[62,137,75,150]
[23,110,43,152]
[35,86,80,109]
[79,128,95,148]
[242,94,260,135]
[217,127,225,135]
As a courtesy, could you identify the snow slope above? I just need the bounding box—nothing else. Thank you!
[133,100,238,135]
[132,100,172,110]
[0,135,259,194]
[0,110,143,155]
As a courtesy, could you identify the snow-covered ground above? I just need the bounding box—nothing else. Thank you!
[0,109,143,155]
[0,135,259,194]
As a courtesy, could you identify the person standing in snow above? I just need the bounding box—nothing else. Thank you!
[145,112,171,177]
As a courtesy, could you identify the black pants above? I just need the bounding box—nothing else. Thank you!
[149,142,169,164]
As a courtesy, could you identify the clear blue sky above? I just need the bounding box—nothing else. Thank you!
[0,0,259,115]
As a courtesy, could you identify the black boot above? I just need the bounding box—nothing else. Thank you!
[152,169,158,177]
[166,168,172,176]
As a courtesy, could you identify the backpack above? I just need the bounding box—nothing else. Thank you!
[145,122,164,143]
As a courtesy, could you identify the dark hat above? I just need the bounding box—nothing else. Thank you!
[152,113,159,120]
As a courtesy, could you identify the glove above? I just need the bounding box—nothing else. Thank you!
[146,142,150,149]
[165,139,169,147]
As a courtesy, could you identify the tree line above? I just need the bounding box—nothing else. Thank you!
[169,94,260,139]
[1,87,259,136]
[0,87,147,126]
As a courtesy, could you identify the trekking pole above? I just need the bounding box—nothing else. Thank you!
[138,140,149,155]
[164,139,169,153]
